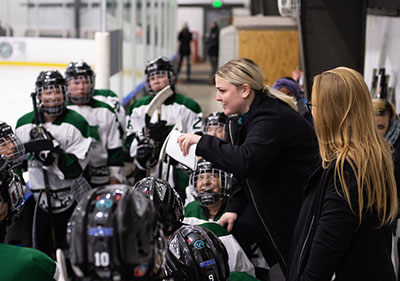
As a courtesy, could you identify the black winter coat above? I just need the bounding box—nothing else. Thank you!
[287,161,396,281]
[178,28,192,55]
[196,91,318,270]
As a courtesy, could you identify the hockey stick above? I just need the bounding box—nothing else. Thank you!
[30,91,57,255]
[144,85,174,130]
[143,85,174,176]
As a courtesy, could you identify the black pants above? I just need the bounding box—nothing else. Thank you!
[35,203,76,259]
[231,202,278,268]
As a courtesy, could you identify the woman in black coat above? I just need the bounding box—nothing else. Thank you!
[286,67,398,281]
[177,58,318,273]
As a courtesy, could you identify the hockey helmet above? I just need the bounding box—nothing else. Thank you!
[133,177,184,235]
[35,70,67,116]
[165,224,230,281]
[189,160,230,207]
[65,61,95,104]
[145,57,176,94]
[67,184,166,280]
[0,121,25,169]
[204,112,228,140]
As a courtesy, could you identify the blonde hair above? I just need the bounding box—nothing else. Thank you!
[312,67,397,226]
[372,98,397,121]
[216,58,297,111]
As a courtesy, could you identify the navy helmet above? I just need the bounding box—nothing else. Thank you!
[67,184,166,280]
[133,177,184,235]
[165,224,230,281]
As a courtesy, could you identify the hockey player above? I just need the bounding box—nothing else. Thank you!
[93,89,126,134]
[165,224,258,281]
[65,61,125,186]
[15,70,93,258]
[125,56,203,197]
[67,184,166,280]
[133,176,184,236]
[204,112,228,141]
[184,160,230,224]
[0,121,57,281]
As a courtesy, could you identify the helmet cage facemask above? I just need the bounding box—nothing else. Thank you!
[0,170,25,227]
[67,75,95,105]
[145,70,176,95]
[204,122,226,140]
[37,85,67,116]
[0,134,25,169]
[190,167,229,207]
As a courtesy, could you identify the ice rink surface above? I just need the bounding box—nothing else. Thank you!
[0,65,65,128]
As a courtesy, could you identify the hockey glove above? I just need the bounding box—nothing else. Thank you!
[136,138,158,169]
[29,127,61,166]
[148,120,170,143]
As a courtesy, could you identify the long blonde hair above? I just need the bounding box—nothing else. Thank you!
[312,67,397,226]
[216,58,297,111]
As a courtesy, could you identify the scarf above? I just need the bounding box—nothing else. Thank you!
[385,118,400,145]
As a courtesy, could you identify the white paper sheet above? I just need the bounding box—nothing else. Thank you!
[165,129,198,170]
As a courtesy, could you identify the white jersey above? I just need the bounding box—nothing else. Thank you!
[15,109,92,213]
[93,89,126,133]
[68,98,125,185]
[125,92,203,179]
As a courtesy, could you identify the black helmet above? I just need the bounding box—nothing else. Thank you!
[144,56,176,94]
[204,112,228,140]
[0,121,25,169]
[65,61,95,104]
[189,160,230,207]
[0,157,25,228]
[165,224,230,281]
[133,177,184,235]
[35,70,67,116]
[67,184,166,280]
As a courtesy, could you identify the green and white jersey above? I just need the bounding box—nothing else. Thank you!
[199,222,256,277]
[93,89,126,132]
[125,92,203,178]
[0,243,57,281]
[15,109,92,213]
[68,98,125,185]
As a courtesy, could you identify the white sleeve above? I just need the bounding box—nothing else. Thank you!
[219,234,256,276]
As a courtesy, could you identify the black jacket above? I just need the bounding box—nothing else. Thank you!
[196,91,318,270]
[287,161,396,281]
[178,28,192,55]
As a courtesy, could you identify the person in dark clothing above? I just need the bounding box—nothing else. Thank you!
[372,98,400,276]
[177,58,318,275]
[176,23,192,81]
[286,67,398,281]
[272,77,312,123]
[207,21,219,76]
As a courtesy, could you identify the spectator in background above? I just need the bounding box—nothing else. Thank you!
[207,21,220,77]
[0,21,6,36]
[272,77,311,122]
[372,98,400,275]
[177,23,192,81]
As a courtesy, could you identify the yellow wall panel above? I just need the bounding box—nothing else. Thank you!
[238,30,299,86]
